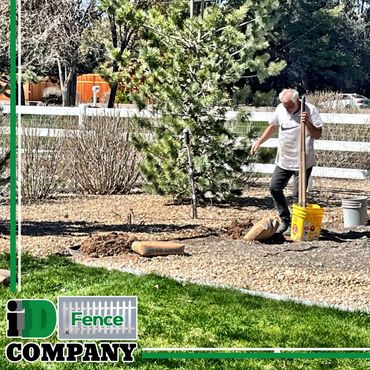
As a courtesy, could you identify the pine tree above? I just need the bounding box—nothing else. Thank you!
[120,0,285,200]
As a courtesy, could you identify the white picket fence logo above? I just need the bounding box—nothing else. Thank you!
[58,296,137,340]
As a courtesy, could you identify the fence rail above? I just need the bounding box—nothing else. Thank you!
[3,105,370,124]
[2,105,369,180]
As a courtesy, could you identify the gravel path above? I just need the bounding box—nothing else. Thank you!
[0,178,369,311]
[73,235,370,312]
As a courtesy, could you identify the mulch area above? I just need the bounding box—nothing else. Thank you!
[0,177,369,311]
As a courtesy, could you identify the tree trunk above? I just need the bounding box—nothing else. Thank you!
[64,66,77,106]
[58,61,77,107]
[68,71,77,106]
[107,10,119,108]
[57,60,66,106]
[107,81,118,108]
[16,83,25,105]
[107,62,119,108]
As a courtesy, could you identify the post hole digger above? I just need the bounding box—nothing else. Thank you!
[290,95,324,241]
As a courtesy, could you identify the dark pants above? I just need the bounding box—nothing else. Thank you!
[269,166,313,224]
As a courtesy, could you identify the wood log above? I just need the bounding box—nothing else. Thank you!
[132,241,185,257]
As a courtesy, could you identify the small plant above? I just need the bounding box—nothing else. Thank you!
[42,86,62,106]
[115,86,133,104]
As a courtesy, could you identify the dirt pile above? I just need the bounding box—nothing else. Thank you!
[79,233,137,257]
[223,218,253,239]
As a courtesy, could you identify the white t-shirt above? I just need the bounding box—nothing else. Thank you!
[268,102,323,171]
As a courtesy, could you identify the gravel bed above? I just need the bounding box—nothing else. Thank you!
[0,178,369,311]
[73,236,370,312]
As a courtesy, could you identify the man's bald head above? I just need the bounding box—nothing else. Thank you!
[279,89,300,113]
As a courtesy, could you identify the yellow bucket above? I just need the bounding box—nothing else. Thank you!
[290,203,324,241]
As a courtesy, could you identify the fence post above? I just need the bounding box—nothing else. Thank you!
[78,104,87,127]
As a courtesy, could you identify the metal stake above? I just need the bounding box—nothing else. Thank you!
[183,129,198,219]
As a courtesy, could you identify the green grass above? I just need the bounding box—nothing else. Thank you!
[0,254,369,369]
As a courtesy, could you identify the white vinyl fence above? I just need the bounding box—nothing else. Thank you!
[2,104,370,180]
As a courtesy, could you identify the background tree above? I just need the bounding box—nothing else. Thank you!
[0,0,105,106]
[254,0,370,96]
[118,0,285,200]
[98,0,155,108]
[25,0,101,106]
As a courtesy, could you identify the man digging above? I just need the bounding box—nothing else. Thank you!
[251,88,323,235]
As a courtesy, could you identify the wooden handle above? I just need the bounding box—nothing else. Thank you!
[299,95,306,208]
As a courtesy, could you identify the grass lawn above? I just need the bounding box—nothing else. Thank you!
[0,254,369,369]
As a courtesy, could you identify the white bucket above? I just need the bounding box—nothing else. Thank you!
[341,196,368,227]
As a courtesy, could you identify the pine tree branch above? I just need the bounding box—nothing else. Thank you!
[231,45,248,57]
[201,16,261,40]
[143,25,192,48]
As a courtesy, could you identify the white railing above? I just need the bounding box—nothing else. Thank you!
[3,104,370,124]
[2,105,370,180]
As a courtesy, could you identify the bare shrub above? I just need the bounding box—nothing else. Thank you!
[0,150,10,187]
[21,117,64,201]
[317,123,370,169]
[303,91,370,169]
[0,110,10,194]
[305,90,337,111]
[305,90,370,114]
[64,116,140,194]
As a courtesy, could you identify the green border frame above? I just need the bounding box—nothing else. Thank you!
[10,0,17,293]
[141,351,370,359]
[7,0,369,360]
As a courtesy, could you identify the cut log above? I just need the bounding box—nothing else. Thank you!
[132,241,185,257]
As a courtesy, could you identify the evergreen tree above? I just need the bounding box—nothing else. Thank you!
[98,0,150,107]
[119,0,285,200]
[261,0,370,94]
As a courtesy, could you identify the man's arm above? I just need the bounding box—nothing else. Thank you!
[251,124,278,154]
[301,112,322,139]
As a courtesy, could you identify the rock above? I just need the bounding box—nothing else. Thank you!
[0,269,10,286]
[243,217,280,241]
[131,241,185,257]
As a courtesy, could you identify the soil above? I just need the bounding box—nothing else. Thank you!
[0,177,369,311]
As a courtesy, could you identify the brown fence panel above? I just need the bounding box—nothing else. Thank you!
[77,74,111,104]
[28,81,60,102]
[1,75,111,105]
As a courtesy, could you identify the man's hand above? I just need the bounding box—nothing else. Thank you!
[251,140,261,155]
[300,112,310,125]
[250,124,277,154]
[301,111,322,139]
